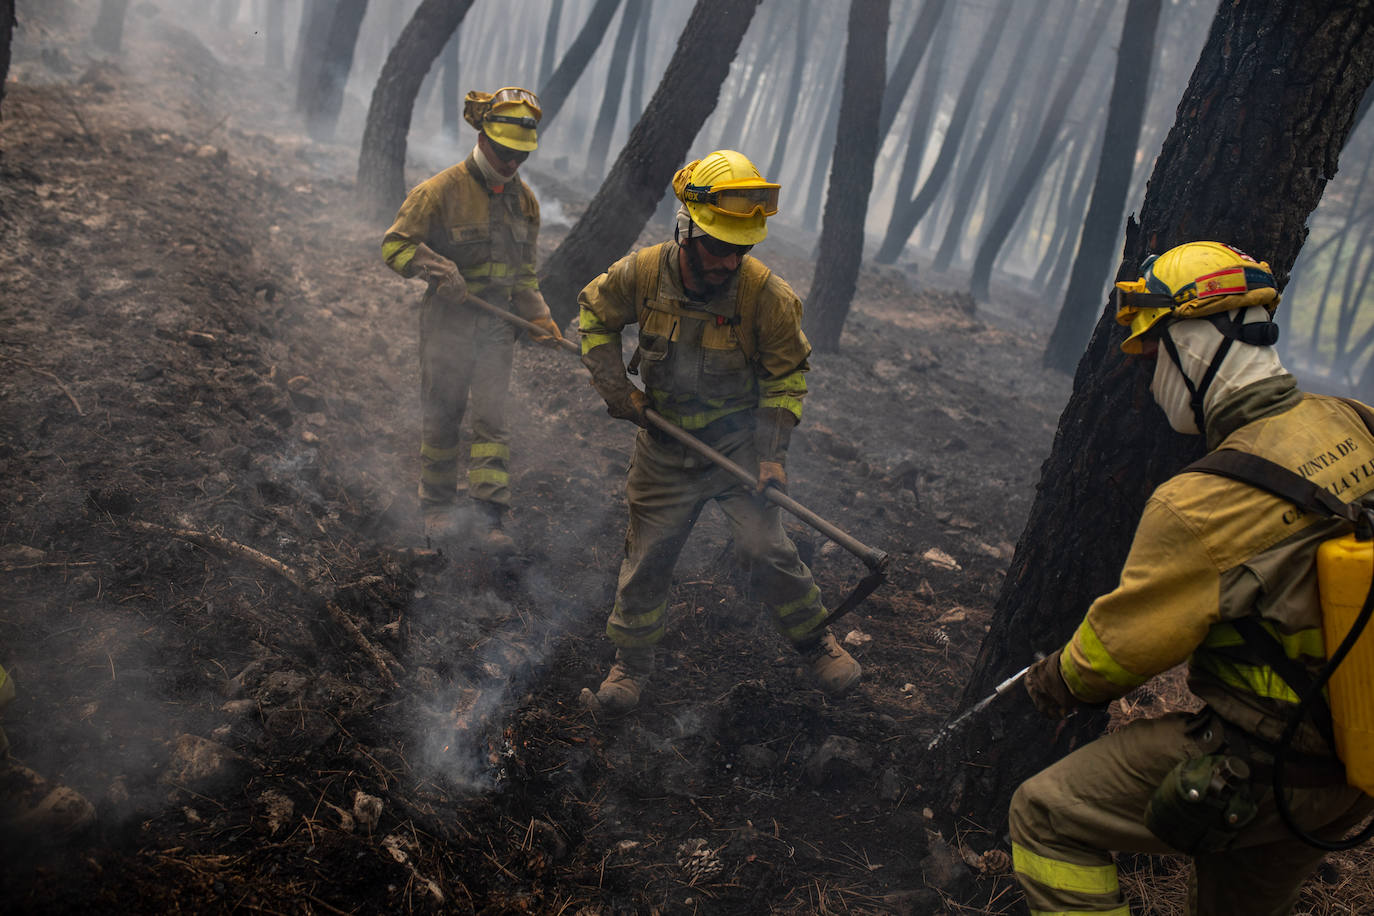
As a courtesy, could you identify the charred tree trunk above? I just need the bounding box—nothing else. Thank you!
[92,0,131,54]
[537,0,622,131]
[538,0,563,90]
[802,0,889,353]
[931,2,1051,273]
[876,0,948,143]
[876,0,1009,265]
[294,0,335,110]
[538,0,763,326]
[355,0,477,219]
[300,0,368,141]
[0,0,13,118]
[440,28,460,141]
[968,0,1112,302]
[801,60,844,231]
[627,0,650,123]
[766,2,809,181]
[265,0,286,70]
[917,0,1374,838]
[585,0,644,181]
[1043,0,1162,373]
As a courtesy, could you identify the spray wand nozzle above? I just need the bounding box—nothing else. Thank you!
[925,652,1046,752]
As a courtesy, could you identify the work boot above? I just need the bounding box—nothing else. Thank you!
[579,648,654,715]
[798,631,861,697]
[0,759,95,843]
[422,500,461,544]
[474,500,516,554]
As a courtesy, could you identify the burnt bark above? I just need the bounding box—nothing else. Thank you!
[440,29,460,140]
[802,0,889,353]
[92,0,130,54]
[876,0,948,142]
[918,0,1374,835]
[538,0,763,325]
[765,1,809,181]
[0,0,13,118]
[1044,0,1162,373]
[875,0,1009,265]
[537,0,622,131]
[968,0,1112,302]
[585,0,644,180]
[538,0,563,90]
[299,0,369,141]
[355,0,477,219]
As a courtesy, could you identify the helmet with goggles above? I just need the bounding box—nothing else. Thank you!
[1114,241,1280,354]
[463,86,541,152]
[673,150,779,246]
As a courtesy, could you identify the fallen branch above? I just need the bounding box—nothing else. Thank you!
[130,520,402,689]
[6,356,85,416]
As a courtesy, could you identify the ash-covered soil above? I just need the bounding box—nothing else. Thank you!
[2,8,1072,914]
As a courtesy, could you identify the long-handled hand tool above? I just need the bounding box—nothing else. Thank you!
[461,293,890,624]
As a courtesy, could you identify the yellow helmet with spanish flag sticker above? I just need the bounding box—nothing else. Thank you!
[1114,241,1279,353]
[672,150,780,246]
[463,87,541,152]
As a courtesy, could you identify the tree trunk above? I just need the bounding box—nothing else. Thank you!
[294,0,335,110]
[218,0,240,29]
[538,0,563,90]
[440,28,460,141]
[876,0,948,143]
[627,0,650,125]
[585,0,644,181]
[931,2,1052,273]
[0,0,13,119]
[875,0,1009,265]
[300,0,368,141]
[917,0,1374,837]
[765,1,809,181]
[538,0,764,326]
[801,53,845,231]
[92,0,131,54]
[801,0,890,353]
[1043,0,1162,373]
[355,0,477,220]
[537,0,622,131]
[1039,118,1108,304]
[968,0,1113,302]
[265,0,285,70]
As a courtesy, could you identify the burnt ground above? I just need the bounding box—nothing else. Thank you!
[0,10,1081,915]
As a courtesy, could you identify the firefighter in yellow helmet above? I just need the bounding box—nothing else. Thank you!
[381,87,564,551]
[1009,241,1374,915]
[576,150,861,715]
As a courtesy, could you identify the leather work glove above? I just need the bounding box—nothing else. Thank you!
[1023,650,1082,720]
[410,243,468,304]
[607,389,652,427]
[757,459,787,494]
[527,315,565,348]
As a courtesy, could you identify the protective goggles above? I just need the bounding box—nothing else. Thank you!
[486,87,541,127]
[681,181,780,218]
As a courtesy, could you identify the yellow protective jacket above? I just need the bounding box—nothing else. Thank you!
[381,153,543,317]
[577,241,810,429]
[1060,375,1374,755]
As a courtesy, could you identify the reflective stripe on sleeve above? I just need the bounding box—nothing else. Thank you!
[383,238,418,274]
[1063,618,1148,701]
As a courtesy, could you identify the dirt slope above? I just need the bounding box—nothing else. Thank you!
[1,8,1080,914]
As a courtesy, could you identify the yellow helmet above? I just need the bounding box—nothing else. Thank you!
[672,150,779,246]
[463,86,541,152]
[1114,241,1279,353]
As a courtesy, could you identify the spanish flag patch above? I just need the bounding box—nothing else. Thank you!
[1194,266,1248,299]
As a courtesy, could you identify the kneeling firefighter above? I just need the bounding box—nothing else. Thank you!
[576,150,861,715]
[1010,241,1374,916]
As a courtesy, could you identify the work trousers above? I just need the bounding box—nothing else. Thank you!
[1009,710,1374,915]
[419,293,515,508]
[606,424,828,649]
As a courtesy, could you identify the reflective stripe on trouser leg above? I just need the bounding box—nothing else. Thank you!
[419,293,477,502]
[1009,713,1214,915]
[468,311,515,506]
[610,430,708,649]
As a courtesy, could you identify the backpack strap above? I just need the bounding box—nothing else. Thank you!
[1185,447,1350,752]
[626,245,666,376]
[734,256,772,365]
